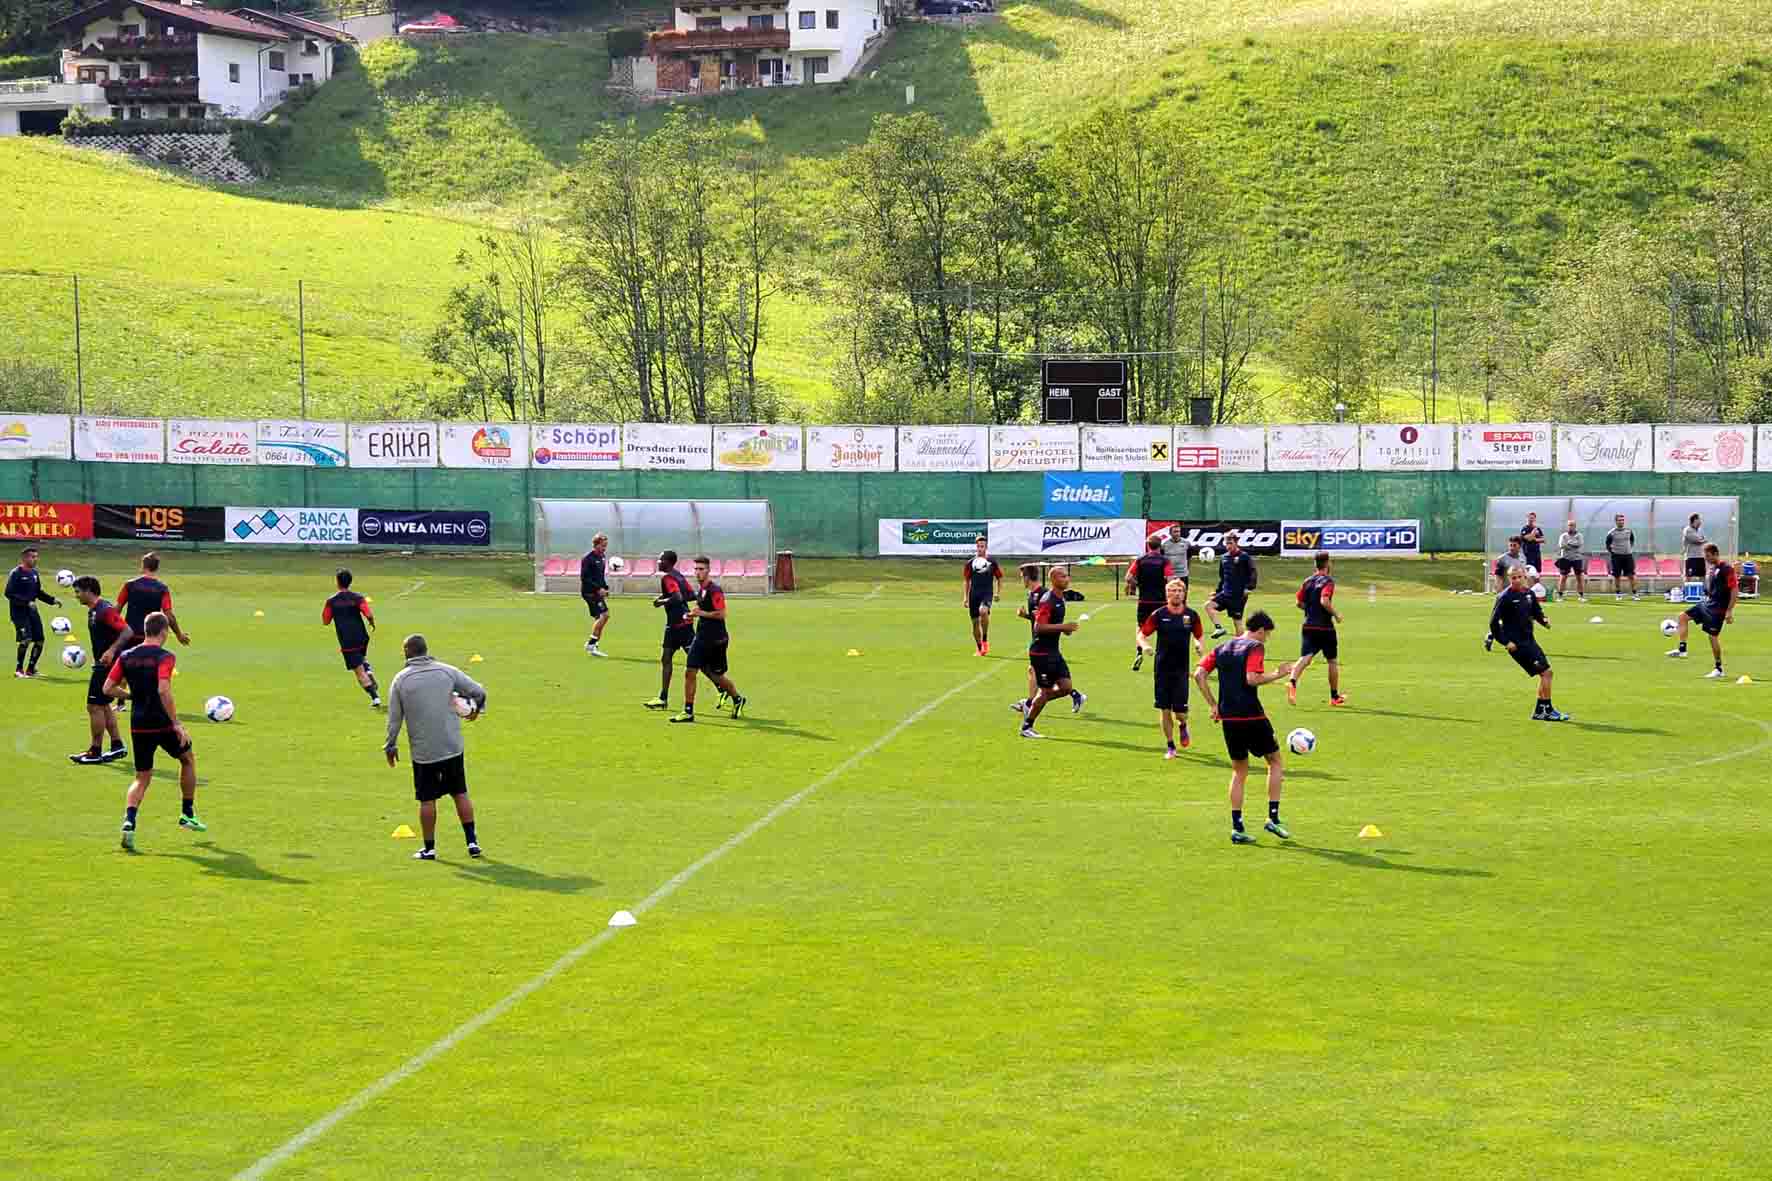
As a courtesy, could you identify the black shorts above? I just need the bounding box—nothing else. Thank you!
[663,624,694,655]
[1685,557,1707,581]
[584,593,608,620]
[413,753,468,802]
[1153,662,1189,712]
[1209,592,1246,618]
[1030,650,1070,689]
[341,646,369,671]
[1221,717,1279,762]
[686,635,729,677]
[1609,553,1636,579]
[1300,629,1338,660]
[1685,604,1726,636]
[131,728,190,773]
[11,608,44,645]
[87,665,111,707]
[969,592,993,619]
[1135,601,1160,626]
[1554,557,1582,575]
[1509,642,1550,677]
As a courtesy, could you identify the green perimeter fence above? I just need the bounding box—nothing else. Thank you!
[3,461,1767,555]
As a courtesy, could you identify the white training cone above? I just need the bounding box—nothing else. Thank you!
[1588,616,1604,624]
[1077,613,1091,622]
[608,909,637,928]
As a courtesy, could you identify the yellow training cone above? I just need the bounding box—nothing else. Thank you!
[846,648,861,657]
[364,596,374,604]
[469,654,484,663]
[1738,675,1754,685]
[391,824,416,839]
[1358,824,1383,839]
[253,609,265,617]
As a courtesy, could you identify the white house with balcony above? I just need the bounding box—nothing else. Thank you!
[641,0,890,95]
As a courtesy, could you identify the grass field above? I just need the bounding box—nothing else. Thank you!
[5,547,1770,1178]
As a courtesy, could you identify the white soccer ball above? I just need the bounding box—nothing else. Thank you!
[451,692,479,719]
[1287,727,1316,756]
[204,695,235,723]
[1524,565,1539,579]
[1660,618,1679,637]
[1197,546,1217,563]
[1531,583,1547,600]
[608,555,627,575]
[50,615,72,634]
[61,644,86,669]
[55,568,75,587]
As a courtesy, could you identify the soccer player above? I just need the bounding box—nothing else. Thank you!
[1204,533,1257,638]
[1193,609,1294,845]
[6,545,59,678]
[322,568,380,707]
[1682,514,1708,582]
[1519,511,1546,574]
[1012,564,1043,714]
[1125,535,1173,671]
[1604,513,1640,600]
[644,549,696,710]
[1288,550,1346,706]
[117,552,190,646]
[1019,565,1086,738]
[1140,577,1202,759]
[1667,542,1737,677]
[672,556,746,723]
[1554,518,1588,602]
[1488,565,1569,721]
[68,576,131,765]
[105,612,202,851]
[581,532,611,657]
[1491,535,1529,592]
[962,536,1003,656]
[384,633,485,861]
[1159,522,1191,590]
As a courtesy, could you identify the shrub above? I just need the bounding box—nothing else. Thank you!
[0,51,57,81]
[606,27,647,59]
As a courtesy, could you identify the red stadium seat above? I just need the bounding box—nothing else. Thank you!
[706,559,727,577]
[628,557,656,577]
[1657,558,1682,578]
[541,557,568,577]
[743,559,768,577]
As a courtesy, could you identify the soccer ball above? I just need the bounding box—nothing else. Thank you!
[61,644,86,669]
[451,692,480,719]
[1531,583,1547,600]
[55,569,75,587]
[204,695,235,723]
[50,616,72,634]
[1660,618,1679,637]
[1287,727,1316,756]
[1524,565,1539,579]
[608,555,627,575]
[1197,546,1217,563]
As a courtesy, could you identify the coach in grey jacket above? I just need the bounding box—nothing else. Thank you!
[384,633,487,861]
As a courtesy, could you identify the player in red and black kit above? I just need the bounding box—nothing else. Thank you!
[1140,577,1202,759]
[117,552,190,647]
[1204,534,1258,639]
[645,549,696,711]
[1194,609,1295,844]
[962,536,1003,655]
[68,575,131,764]
[1489,563,1569,721]
[1019,565,1086,738]
[672,555,747,723]
[104,611,203,850]
[1667,542,1738,677]
[322,568,380,707]
[1125,536,1174,672]
[1288,550,1346,707]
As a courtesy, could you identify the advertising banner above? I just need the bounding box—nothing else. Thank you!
[714,424,803,472]
[986,518,1147,556]
[1457,423,1553,470]
[74,417,164,463]
[167,419,255,466]
[876,518,989,557]
[1266,424,1358,472]
[1042,472,1122,518]
[989,425,1080,472]
[1761,425,1772,472]
[1652,425,1753,474]
[622,423,713,470]
[1281,519,1421,557]
[94,504,226,542]
[226,506,359,546]
[1359,424,1455,471]
[348,422,437,469]
[897,425,989,473]
[530,424,621,470]
[358,509,492,547]
[0,414,73,460]
[806,426,895,472]
[256,420,347,467]
[440,423,529,470]
[1080,425,1170,471]
[1172,426,1266,472]
[1146,519,1282,557]
[1556,424,1652,472]
[0,501,93,541]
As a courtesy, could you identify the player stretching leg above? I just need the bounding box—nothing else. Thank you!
[581,532,611,656]
[1667,543,1737,678]
[68,577,132,764]
[1194,610,1293,844]
[962,536,1003,656]
[673,556,746,722]
[1490,565,1569,721]
[1020,566,1084,737]
[105,612,202,850]
[6,545,60,677]
[1126,536,1174,672]
[323,568,380,707]
[645,550,695,710]
[1141,578,1202,758]
[1289,551,1345,706]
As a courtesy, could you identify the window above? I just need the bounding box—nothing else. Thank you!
[118,23,140,36]
[119,63,141,79]
[798,10,815,28]
[78,66,106,83]
[747,13,773,28]
[806,55,828,76]
[108,106,122,119]
[227,62,240,83]
[697,16,722,28]
[268,51,285,71]
[127,105,142,119]
[826,9,838,27]
[303,39,320,55]
[187,105,205,118]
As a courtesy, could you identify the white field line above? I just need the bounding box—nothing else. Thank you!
[231,661,1007,1181]
[393,578,425,598]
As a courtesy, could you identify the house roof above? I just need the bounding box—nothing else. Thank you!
[53,0,289,42]
[232,8,355,42]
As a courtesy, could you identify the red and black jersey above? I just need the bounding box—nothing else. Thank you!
[694,580,728,644]
[1217,551,1257,598]
[106,643,176,731]
[1025,587,1043,640]
[1297,573,1336,630]
[1706,562,1739,612]
[1140,605,1201,662]
[1199,635,1267,721]
[117,575,172,634]
[1029,589,1067,656]
[1131,552,1174,604]
[660,569,694,629]
[323,589,374,652]
[963,555,1002,598]
[87,597,129,659]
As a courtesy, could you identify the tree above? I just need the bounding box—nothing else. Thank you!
[1284,290,1380,421]
[721,147,798,422]
[424,282,517,420]
[1196,238,1264,424]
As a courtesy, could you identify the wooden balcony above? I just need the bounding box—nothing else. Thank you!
[97,34,199,56]
[103,75,199,100]
[648,27,790,53]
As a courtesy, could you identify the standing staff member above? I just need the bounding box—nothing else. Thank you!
[384,633,486,861]
[6,545,59,678]
[1554,518,1588,602]
[581,532,611,657]
[1604,514,1641,600]
[1682,514,1709,582]
[1159,522,1191,590]
[1518,512,1546,577]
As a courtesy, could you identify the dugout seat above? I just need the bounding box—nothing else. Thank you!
[1656,557,1683,579]
[706,559,727,576]
[628,557,656,578]
[541,557,568,577]
[1585,557,1612,590]
[743,559,768,578]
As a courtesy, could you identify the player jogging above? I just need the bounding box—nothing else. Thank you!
[6,545,59,678]
[962,536,1003,656]
[1554,518,1588,602]
[384,633,485,861]
[1126,535,1174,671]
[322,568,380,707]
[1193,609,1294,845]
[1140,577,1202,759]
[1289,551,1346,706]
[1019,565,1086,738]
[1012,565,1044,714]
[105,612,202,850]
[672,555,746,722]
[581,532,611,657]
[644,550,696,710]
[68,576,131,764]
[1603,514,1640,600]
[117,552,190,646]
[1666,543,1737,677]
[1204,534,1257,638]
[1489,565,1569,721]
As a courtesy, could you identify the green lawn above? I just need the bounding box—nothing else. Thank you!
[4,548,1769,1177]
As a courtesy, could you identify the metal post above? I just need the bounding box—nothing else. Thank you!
[298,279,308,417]
[1430,291,1440,423]
[963,283,974,421]
[72,274,84,413]
[1666,275,1677,420]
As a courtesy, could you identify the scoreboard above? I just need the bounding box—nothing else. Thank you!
[1041,359,1127,424]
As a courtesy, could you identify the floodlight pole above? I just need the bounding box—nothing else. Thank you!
[298,279,309,418]
[72,274,84,414]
